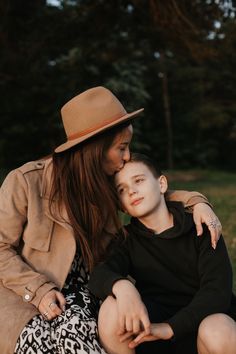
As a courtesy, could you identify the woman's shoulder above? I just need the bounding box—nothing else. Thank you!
[1,157,52,193]
[18,157,52,176]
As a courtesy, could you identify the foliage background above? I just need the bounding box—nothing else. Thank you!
[1,0,236,171]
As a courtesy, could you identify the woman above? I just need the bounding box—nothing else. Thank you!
[0,86,221,354]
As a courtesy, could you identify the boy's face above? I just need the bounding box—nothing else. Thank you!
[115,161,167,219]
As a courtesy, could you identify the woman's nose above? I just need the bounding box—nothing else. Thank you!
[123,148,130,162]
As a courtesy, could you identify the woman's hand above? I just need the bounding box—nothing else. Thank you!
[112,279,150,336]
[128,322,174,349]
[38,289,66,321]
[192,203,222,249]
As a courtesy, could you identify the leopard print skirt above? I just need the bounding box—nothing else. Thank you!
[14,249,107,354]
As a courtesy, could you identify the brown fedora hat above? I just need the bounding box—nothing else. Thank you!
[55,86,144,153]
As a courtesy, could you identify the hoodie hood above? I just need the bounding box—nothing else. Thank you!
[127,201,194,239]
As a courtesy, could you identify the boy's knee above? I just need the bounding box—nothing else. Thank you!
[98,296,134,354]
[98,296,118,337]
[198,313,236,353]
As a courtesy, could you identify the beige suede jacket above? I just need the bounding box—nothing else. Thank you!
[0,157,208,354]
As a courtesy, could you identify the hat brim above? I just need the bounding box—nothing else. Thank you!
[55,108,144,153]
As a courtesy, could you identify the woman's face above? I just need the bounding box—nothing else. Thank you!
[103,124,133,176]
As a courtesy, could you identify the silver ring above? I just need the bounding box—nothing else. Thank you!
[208,220,217,229]
[49,301,56,309]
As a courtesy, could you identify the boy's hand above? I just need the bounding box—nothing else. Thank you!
[192,203,222,249]
[112,279,150,335]
[128,322,174,348]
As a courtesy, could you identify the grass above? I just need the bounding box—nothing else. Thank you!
[166,169,236,293]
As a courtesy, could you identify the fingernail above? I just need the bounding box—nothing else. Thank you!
[63,305,66,312]
[212,243,216,250]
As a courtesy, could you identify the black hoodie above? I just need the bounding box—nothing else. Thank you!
[89,201,235,339]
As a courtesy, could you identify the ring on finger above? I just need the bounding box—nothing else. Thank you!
[49,301,56,309]
[208,220,217,229]
[43,311,49,318]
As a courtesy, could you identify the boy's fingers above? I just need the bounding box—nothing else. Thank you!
[132,318,141,334]
[129,341,139,349]
[119,331,133,342]
[141,315,151,334]
[117,317,125,335]
[128,332,146,348]
[125,318,133,332]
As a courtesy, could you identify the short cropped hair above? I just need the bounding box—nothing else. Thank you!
[129,153,163,178]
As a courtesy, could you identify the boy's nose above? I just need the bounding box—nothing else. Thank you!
[129,187,137,196]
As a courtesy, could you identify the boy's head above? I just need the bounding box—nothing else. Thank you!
[114,153,168,218]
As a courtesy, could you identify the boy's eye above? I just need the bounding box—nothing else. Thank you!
[117,188,124,195]
[135,178,144,184]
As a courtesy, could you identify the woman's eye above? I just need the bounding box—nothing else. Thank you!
[119,144,128,152]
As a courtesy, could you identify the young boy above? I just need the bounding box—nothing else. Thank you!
[89,153,236,354]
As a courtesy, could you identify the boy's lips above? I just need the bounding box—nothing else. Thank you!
[131,197,144,206]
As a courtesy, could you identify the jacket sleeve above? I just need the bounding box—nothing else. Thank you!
[166,231,233,339]
[88,239,131,300]
[0,169,56,308]
[166,190,211,209]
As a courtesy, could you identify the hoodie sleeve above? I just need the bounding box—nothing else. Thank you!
[88,239,132,300]
[166,231,233,339]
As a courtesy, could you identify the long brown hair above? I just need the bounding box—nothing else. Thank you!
[49,122,130,271]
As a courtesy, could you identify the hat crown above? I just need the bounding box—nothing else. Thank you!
[55,86,143,153]
[61,86,127,139]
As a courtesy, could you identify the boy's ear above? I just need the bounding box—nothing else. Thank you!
[159,175,168,194]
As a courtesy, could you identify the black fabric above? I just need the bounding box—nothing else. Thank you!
[136,296,197,354]
[89,201,235,340]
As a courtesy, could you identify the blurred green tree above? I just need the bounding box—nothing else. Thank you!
[0,0,235,171]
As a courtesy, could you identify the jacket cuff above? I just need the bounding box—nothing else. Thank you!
[185,196,212,212]
[27,282,57,308]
